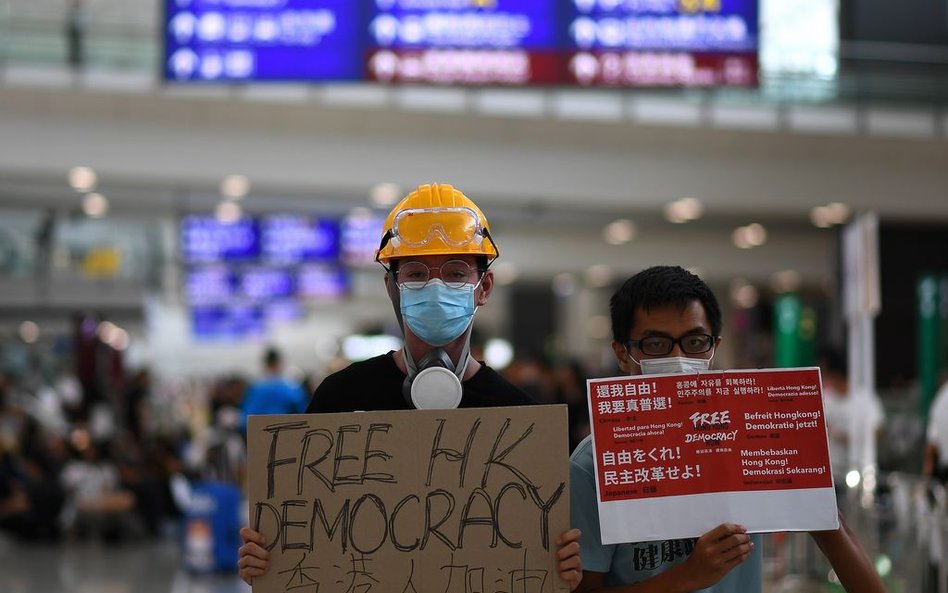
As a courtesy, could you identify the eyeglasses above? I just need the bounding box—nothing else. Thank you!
[395,260,483,290]
[627,334,716,357]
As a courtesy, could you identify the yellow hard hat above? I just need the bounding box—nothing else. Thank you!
[376,183,499,263]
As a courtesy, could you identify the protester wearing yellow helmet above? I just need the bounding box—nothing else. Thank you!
[238,183,583,589]
[315,182,512,410]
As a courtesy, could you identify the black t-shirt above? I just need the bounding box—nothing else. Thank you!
[306,352,534,413]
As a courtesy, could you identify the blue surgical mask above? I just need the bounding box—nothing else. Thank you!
[399,279,476,347]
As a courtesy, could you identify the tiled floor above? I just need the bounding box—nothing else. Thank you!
[0,537,249,593]
[0,534,893,593]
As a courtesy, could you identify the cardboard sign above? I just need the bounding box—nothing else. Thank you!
[587,368,838,543]
[247,405,570,593]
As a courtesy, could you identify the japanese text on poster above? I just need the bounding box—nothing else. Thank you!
[587,368,838,543]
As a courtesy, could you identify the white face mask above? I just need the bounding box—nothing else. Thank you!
[638,356,712,375]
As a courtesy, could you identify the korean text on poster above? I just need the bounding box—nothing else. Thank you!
[587,368,838,543]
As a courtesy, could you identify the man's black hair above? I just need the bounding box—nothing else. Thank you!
[819,347,847,375]
[264,347,281,368]
[610,265,722,343]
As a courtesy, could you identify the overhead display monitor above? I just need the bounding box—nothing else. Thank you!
[185,266,235,305]
[339,214,385,267]
[239,266,297,301]
[191,304,265,341]
[297,263,349,299]
[566,0,759,87]
[366,0,564,85]
[181,215,259,263]
[163,0,759,87]
[165,0,363,81]
[260,215,340,264]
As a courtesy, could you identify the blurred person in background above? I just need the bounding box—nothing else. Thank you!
[238,183,582,589]
[0,372,66,541]
[0,392,32,539]
[239,347,307,430]
[59,434,137,543]
[504,353,557,404]
[554,358,591,452]
[570,266,886,593]
[819,348,884,495]
[122,368,151,442]
[923,373,948,484]
[65,0,87,69]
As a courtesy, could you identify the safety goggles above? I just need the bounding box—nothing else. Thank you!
[376,207,497,258]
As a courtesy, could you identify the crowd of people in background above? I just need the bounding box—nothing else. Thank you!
[0,365,185,544]
[0,344,600,546]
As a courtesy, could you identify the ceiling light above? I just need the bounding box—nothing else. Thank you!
[744,223,767,246]
[770,269,801,293]
[552,272,577,297]
[731,223,767,249]
[110,328,130,351]
[68,166,97,192]
[492,261,520,286]
[665,197,704,223]
[19,321,40,344]
[484,339,514,370]
[586,264,614,288]
[370,183,402,207]
[602,219,637,245]
[825,202,850,224]
[215,200,242,224]
[732,227,752,249]
[220,174,250,199]
[729,279,759,309]
[82,193,109,218]
[97,321,118,342]
[810,206,832,228]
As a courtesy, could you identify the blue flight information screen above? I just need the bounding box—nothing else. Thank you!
[164,0,758,86]
[165,0,364,81]
[366,0,566,84]
[181,216,259,263]
[260,215,340,263]
[566,0,758,86]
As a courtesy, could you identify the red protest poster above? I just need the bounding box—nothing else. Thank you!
[587,368,839,543]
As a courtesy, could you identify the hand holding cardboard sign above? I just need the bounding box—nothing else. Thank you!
[238,526,269,585]
[556,527,583,591]
[239,524,586,590]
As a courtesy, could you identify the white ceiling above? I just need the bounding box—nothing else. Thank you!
[1,73,946,286]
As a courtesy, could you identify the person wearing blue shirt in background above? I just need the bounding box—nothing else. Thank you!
[571,265,886,593]
[240,347,307,429]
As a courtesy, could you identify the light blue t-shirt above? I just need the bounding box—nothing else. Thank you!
[570,436,763,592]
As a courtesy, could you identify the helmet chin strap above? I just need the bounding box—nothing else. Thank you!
[402,324,473,409]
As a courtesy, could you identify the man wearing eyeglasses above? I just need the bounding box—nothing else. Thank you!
[238,183,583,589]
[305,182,537,412]
[569,266,885,593]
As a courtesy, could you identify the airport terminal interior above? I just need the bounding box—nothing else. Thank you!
[1,0,948,592]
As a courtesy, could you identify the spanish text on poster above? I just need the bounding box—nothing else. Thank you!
[587,368,838,543]
[247,405,570,593]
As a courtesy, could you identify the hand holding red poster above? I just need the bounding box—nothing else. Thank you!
[587,368,839,544]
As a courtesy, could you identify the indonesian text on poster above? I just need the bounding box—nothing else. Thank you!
[247,405,570,593]
[587,368,838,543]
